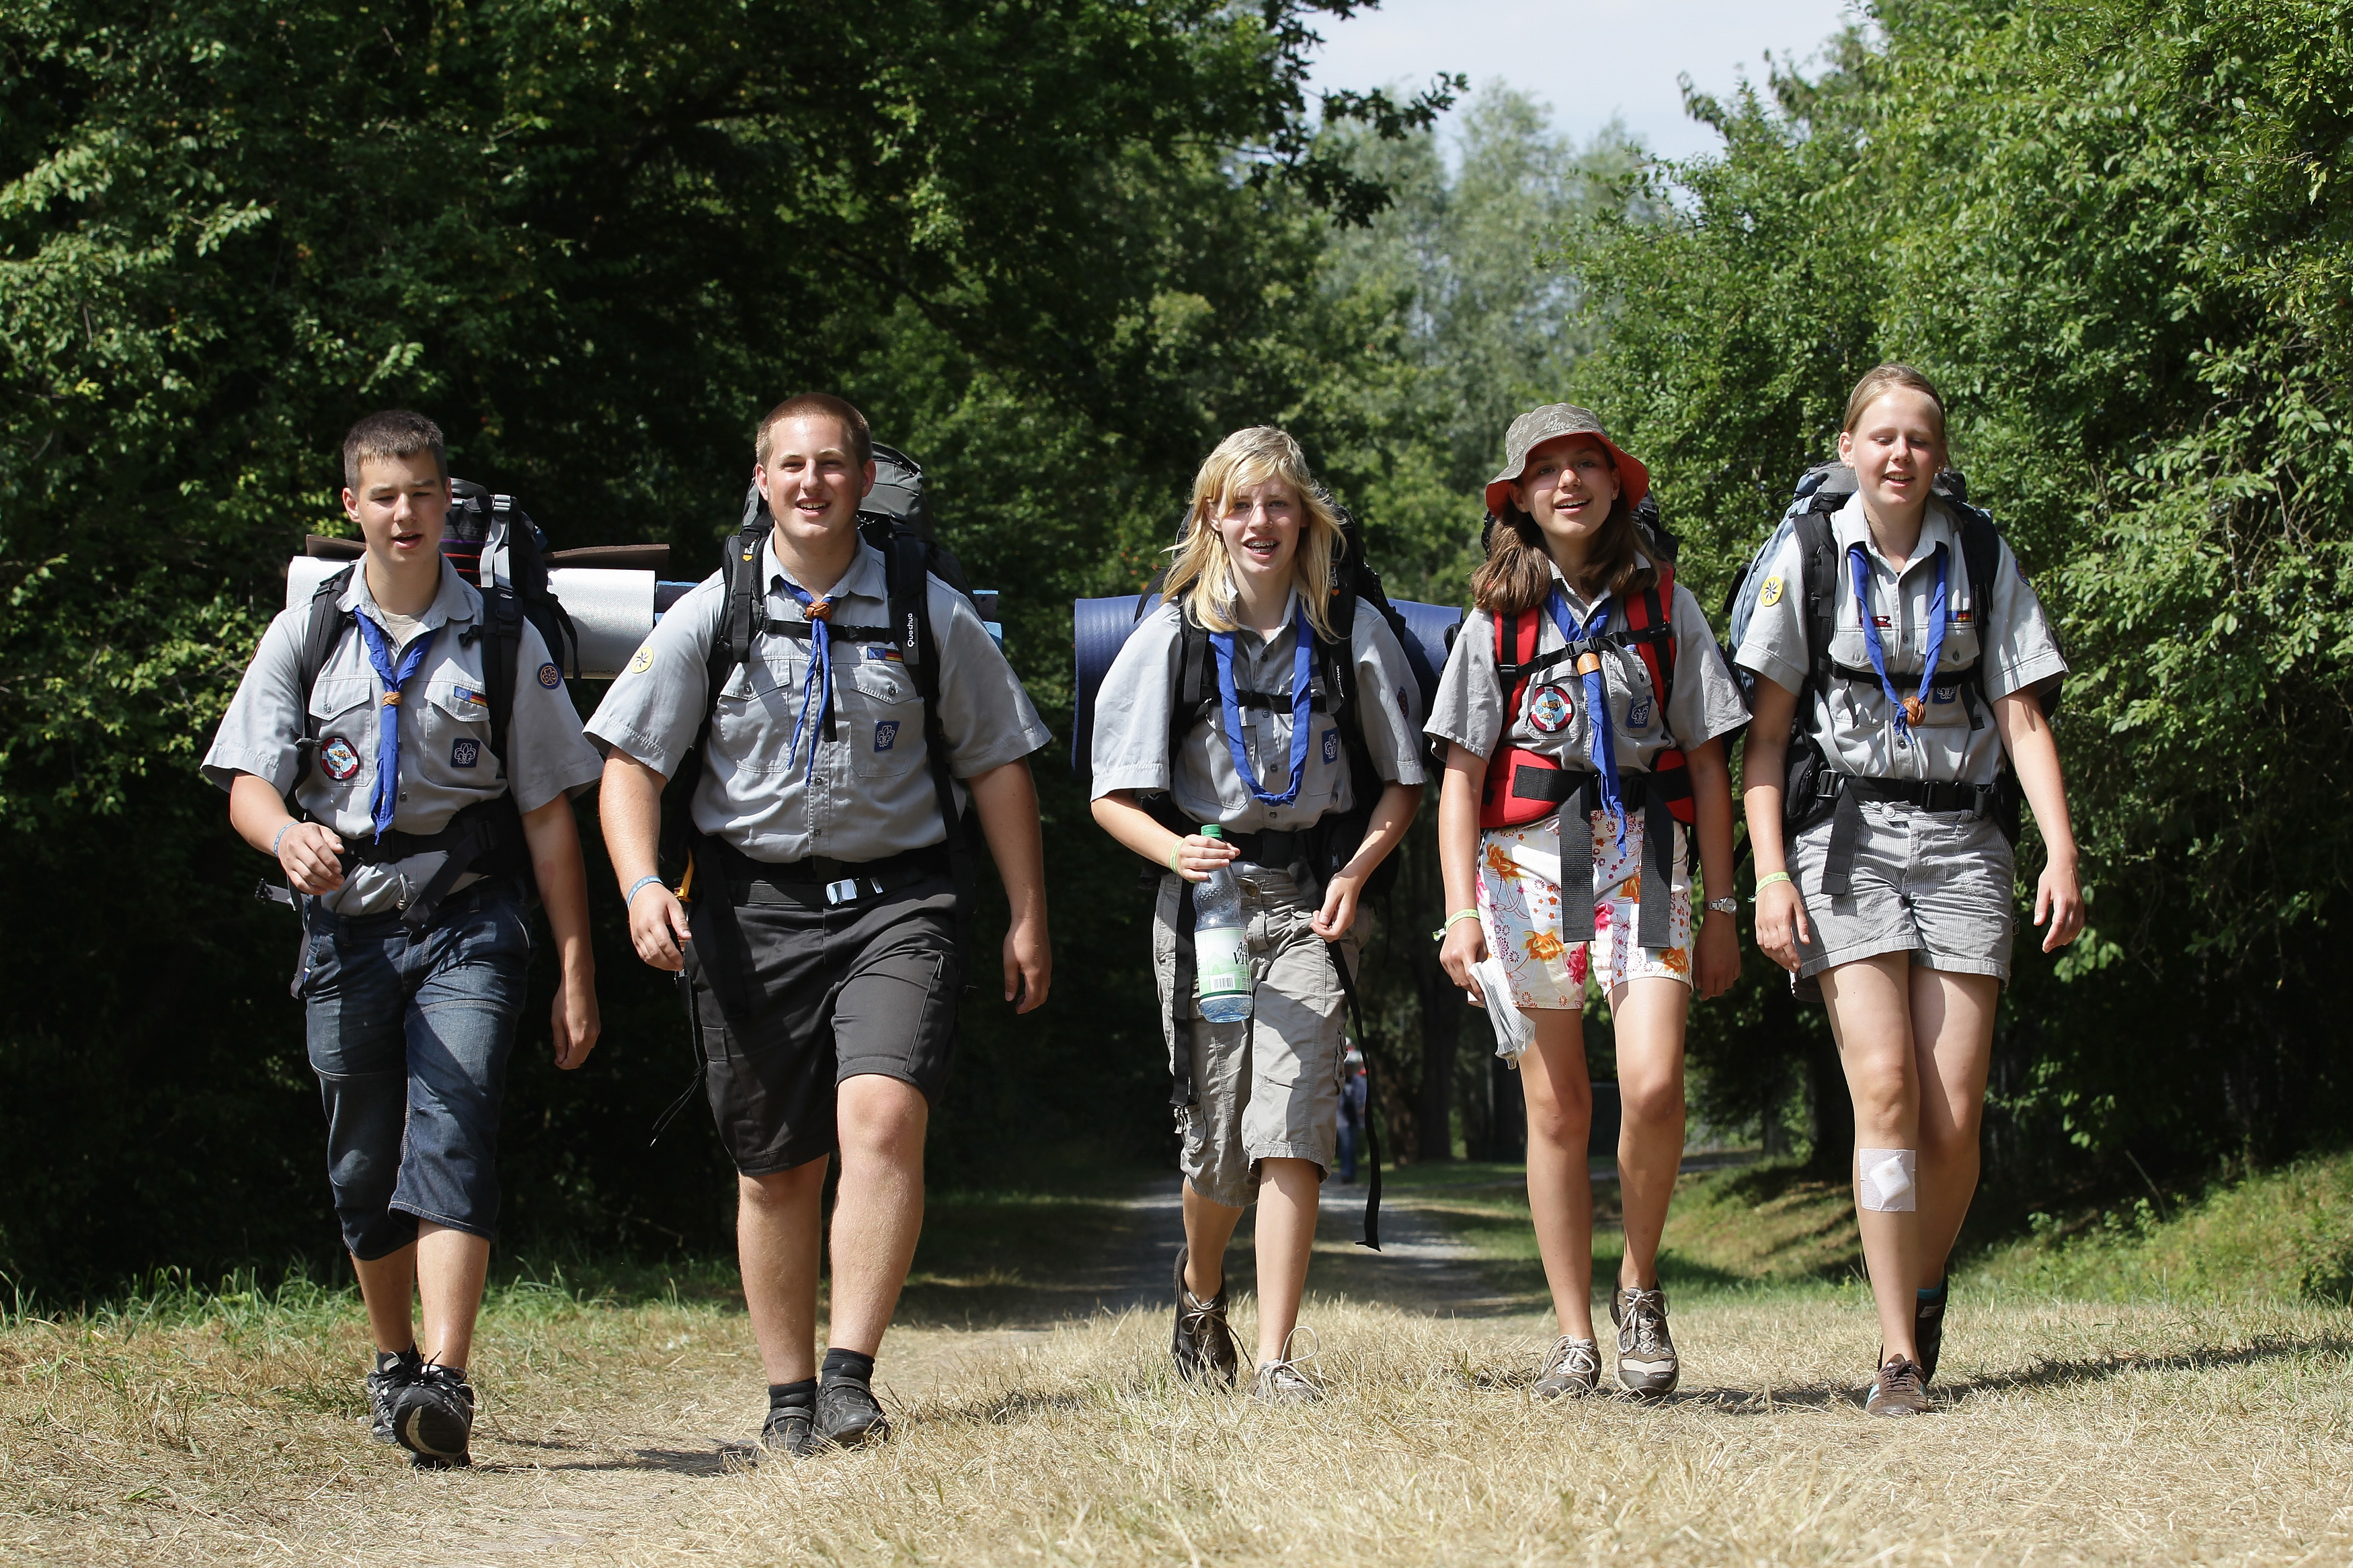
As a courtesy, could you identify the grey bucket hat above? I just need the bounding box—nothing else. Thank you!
[1483,404,1651,516]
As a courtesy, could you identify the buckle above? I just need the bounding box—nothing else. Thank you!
[823,878,861,906]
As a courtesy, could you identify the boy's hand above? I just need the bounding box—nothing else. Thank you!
[279,821,348,895]
[629,884,692,971]
[551,963,601,1069]
[1004,912,1051,1013]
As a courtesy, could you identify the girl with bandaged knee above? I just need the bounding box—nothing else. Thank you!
[1431,405,1747,1399]
[1734,364,2085,1415]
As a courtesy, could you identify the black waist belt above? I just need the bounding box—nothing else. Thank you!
[1814,773,1997,897]
[325,796,525,935]
[1531,771,1680,952]
[1223,827,1309,872]
[711,839,951,908]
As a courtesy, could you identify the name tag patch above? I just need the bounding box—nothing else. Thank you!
[451,737,481,768]
[536,662,562,689]
[320,735,362,781]
[1322,729,1340,764]
[1627,696,1653,729]
[1529,684,1574,734]
[875,720,901,752]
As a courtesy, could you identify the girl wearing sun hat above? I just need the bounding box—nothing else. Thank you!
[1427,405,1749,1399]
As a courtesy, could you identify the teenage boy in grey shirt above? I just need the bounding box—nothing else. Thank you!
[590,393,1051,1457]
[205,410,603,1469]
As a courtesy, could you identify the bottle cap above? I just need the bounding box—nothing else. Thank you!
[1200,824,1224,839]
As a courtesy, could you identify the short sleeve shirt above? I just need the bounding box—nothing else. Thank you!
[1734,493,2067,784]
[1088,595,1427,833]
[1426,557,1748,770]
[202,557,604,916]
[586,536,1051,864]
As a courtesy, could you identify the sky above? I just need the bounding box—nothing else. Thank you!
[1306,0,1867,163]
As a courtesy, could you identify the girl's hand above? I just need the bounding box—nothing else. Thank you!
[1692,911,1740,1000]
[1310,870,1363,940]
[1753,877,1811,974]
[1168,833,1238,882]
[1439,915,1488,1006]
[2035,853,2086,952]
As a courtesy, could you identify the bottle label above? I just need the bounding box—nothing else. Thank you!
[1194,926,1250,1001]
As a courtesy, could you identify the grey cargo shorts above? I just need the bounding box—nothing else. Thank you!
[1154,866,1355,1209]
[1788,797,2017,981]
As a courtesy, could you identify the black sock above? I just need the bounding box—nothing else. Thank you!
[767,1378,817,1412]
[820,1348,875,1386]
[375,1346,421,1375]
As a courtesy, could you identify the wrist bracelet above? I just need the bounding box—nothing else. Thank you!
[1754,871,1792,897]
[1431,907,1481,942]
[1167,843,1186,876]
[272,821,294,860]
[625,874,666,908]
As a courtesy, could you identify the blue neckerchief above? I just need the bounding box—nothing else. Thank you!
[1848,541,1948,742]
[351,612,438,842]
[1544,587,1627,853]
[773,574,835,781]
[1209,599,1314,808]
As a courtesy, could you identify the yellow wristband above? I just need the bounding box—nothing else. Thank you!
[1431,908,1481,942]
[1754,871,1792,897]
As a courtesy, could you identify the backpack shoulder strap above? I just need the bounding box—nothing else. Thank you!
[479,587,524,776]
[1169,604,1212,764]
[1491,604,1541,720]
[1792,509,1839,696]
[291,567,357,800]
[886,532,963,852]
[1622,562,1678,720]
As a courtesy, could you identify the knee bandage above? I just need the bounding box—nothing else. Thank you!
[1856,1149,1918,1212]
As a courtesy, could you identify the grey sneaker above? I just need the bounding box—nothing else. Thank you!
[1866,1356,1930,1417]
[1170,1244,1240,1388]
[1248,1358,1322,1405]
[1609,1284,1680,1397]
[364,1348,421,1444]
[1532,1335,1601,1399]
[815,1378,891,1449]
[759,1404,818,1459]
[391,1363,475,1469]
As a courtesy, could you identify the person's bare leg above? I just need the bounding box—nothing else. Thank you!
[737,1158,828,1383]
[825,1074,930,1356]
[350,1246,417,1354]
[1519,1010,1597,1341]
[1182,1182,1245,1299]
[1610,977,1690,1291]
[1251,1158,1320,1362]
[1912,971,2000,1284]
[1821,952,1923,1362]
[413,1222,491,1368]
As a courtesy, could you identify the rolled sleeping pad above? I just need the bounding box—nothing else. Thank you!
[1070,591,1465,779]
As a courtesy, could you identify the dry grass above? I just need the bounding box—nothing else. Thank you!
[7,1256,2353,1565]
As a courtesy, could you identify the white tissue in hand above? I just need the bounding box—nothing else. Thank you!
[1470,952,1535,1063]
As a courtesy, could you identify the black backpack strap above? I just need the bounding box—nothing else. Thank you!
[290,566,358,802]
[1324,940,1382,1251]
[1169,608,1213,767]
[887,532,978,970]
[1793,508,1839,699]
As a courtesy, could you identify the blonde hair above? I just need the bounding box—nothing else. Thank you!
[1162,427,1345,640]
[1842,363,1949,445]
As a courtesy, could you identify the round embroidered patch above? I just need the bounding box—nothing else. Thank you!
[319,735,362,781]
[1528,684,1574,734]
[536,662,562,689]
[628,645,655,675]
[1759,573,1785,608]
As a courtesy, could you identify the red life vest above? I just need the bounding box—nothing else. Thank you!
[1477,563,1696,831]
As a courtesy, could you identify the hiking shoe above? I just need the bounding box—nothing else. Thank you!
[365,1348,421,1444]
[1532,1336,1601,1400]
[1866,1356,1930,1417]
[1609,1284,1680,1397]
[391,1364,475,1468]
[1915,1285,1947,1385]
[1248,1358,1322,1405]
[815,1379,891,1449]
[759,1404,819,1460]
[1170,1243,1240,1389]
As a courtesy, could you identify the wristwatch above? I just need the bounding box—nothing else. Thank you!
[1704,895,1739,916]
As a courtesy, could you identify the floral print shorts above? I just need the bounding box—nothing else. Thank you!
[1475,807,1692,1012]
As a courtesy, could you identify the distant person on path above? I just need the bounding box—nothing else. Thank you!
[1431,405,1747,1401]
[1336,1049,1369,1183]
[1735,364,2083,1416]
[590,394,1051,1458]
[205,410,604,1469]
[1089,427,1425,1403]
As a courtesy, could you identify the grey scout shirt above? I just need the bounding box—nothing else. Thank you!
[1732,493,2067,786]
[202,557,604,917]
[1427,557,1748,772]
[1089,595,1428,833]
[586,536,1051,864]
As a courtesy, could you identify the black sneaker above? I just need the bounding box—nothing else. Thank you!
[1170,1243,1239,1389]
[1915,1284,1947,1385]
[365,1348,422,1444]
[760,1404,819,1459]
[392,1364,475,1468]
[815,1378,891,1450]
[1609,1284,1680,1397]
[1865,1355,1929,1417]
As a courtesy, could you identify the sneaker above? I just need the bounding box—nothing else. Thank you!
[1915,1284,1947,1385]
[364,1348,421,1444]
[1609,1284,1680,1397]
[815,1378,891,1449]
[391,1364,475,1468]
[1865,1356,1930,1417]
[1532,1336,1601,1400]
[759,1404,819,1459]
[1248,1358,1322,1405]
[1170,1244,1239,1389]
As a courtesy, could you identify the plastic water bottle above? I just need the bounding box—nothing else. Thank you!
[1191,825,1252,1023]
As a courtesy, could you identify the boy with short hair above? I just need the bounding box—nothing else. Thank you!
[204,409,604,1468]
[590,393,1051,1457]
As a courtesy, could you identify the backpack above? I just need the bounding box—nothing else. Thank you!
[1068,499,1460,899]
[1720,462,2059,845]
